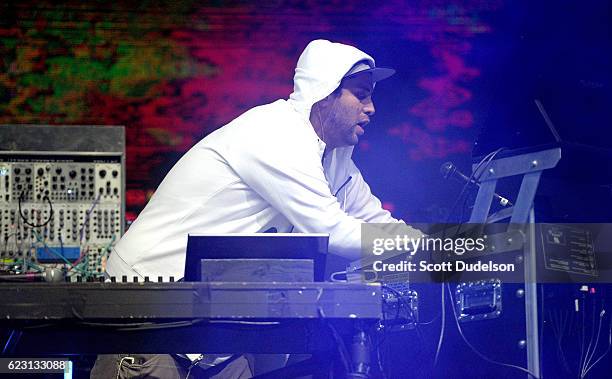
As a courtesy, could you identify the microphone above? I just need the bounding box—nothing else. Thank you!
[441,162,513,207]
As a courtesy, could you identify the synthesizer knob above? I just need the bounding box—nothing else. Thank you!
[99,170,107,178]
[25,168,31,175]
[14,168,21,174]
[55,168,62,175]
[69,170,77,179]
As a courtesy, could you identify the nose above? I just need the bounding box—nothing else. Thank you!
[363,97,375,117]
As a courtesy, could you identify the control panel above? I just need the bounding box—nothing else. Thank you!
[0,155,123,277]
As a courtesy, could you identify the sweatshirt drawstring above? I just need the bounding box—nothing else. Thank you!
[334,176,352,211]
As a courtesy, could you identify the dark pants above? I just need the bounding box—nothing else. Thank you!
[90,354,253,379]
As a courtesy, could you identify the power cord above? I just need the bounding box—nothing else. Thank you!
[445,283,538,378]
[18,190,54,228]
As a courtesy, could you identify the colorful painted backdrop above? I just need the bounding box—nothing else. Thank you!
[1,1,503,220]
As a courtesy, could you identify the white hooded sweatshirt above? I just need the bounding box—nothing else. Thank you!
[106,39,404,279]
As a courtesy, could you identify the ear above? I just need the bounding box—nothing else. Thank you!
[319,95,333,108]
[313,95,331,111]
[318,89,340,108]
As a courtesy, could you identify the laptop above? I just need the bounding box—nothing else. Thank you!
[183,233,328,281]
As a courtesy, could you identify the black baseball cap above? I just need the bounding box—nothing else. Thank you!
[343,60,396,82]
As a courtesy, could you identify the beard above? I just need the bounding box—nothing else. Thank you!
[320,99,360,148]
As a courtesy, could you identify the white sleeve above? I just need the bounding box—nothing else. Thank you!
[342,161,424,239]
[226,132,364,260]
[343,160,401,223]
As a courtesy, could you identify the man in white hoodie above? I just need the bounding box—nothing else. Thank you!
[95,39,409,378]
[105,39,406,280]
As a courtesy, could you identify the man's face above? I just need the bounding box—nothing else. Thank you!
[317,72,375,149]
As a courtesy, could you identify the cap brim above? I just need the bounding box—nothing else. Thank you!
[344,67,396,82]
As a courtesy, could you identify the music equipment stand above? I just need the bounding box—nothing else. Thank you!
[468,147,561,379]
